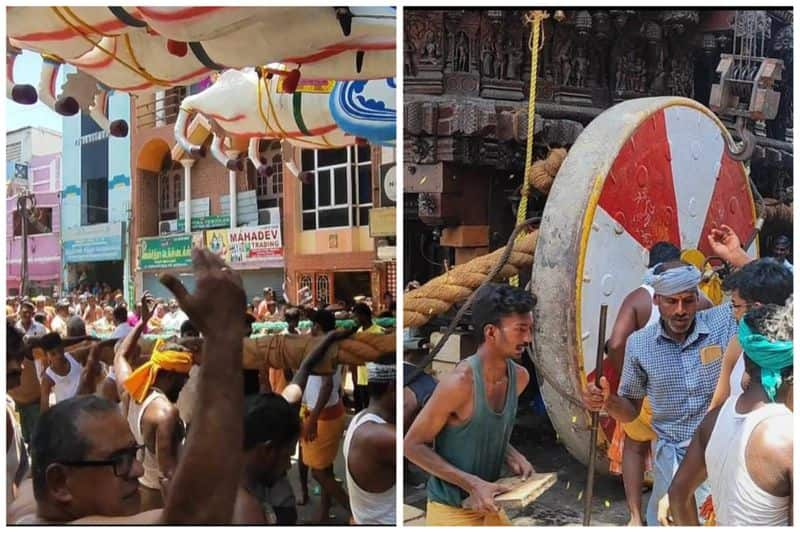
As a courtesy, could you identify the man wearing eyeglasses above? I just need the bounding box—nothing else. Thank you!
[14,249,251,524]
[707,257,793,412]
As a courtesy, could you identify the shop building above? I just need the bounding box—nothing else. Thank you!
[282,144,396,309]
[130,85,285,300]
[6,129,63,296]
[60,83,132,300]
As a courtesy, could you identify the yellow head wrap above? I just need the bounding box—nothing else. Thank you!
[123,339,193,403]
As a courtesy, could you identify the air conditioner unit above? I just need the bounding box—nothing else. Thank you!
[258,207,281,226]
[159,219,178,235]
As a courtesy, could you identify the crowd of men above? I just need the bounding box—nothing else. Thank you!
[403,226,793,526]
[6,251,396,525]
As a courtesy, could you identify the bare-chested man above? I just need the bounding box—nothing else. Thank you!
[404,283,535,526]
[11,248,249,524]
[344,355,397,524]
[112,292,192,511]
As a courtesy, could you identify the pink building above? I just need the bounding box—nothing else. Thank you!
[7,153,62,295]
[29,153,61,194]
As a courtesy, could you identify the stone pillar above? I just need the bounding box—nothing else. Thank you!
[180,159,194,234]
[227,151,239,228]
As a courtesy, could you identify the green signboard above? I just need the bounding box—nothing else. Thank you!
[139,235,193,269]
[177,215,230,232]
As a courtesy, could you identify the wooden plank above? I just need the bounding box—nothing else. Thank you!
[404,504,425,524]
[462,474,557,510]
[440,225,489,247]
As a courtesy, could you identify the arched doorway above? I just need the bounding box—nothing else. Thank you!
[135,137,179,239]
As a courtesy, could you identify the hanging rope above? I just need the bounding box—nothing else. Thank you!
[255,68,337,150]
[510,10,548,287]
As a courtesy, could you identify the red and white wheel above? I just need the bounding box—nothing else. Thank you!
[531,97,758,469]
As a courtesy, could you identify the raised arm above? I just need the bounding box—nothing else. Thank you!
[707,224,753,269]
[707,336,742,412]
[404,368,508,514]
[77,339,117,396]
[159,249,249,524]
[281,328,355,405]
[113,294,154,399]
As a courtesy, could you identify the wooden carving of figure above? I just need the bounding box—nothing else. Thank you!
[493,44,504,78]
[574,55,588,88]
[481,42,494,77]
[615,54,626,92]
[455,33,470,72]
[404,39,417,76]
[507,47,523,80]
[422,31,438,63]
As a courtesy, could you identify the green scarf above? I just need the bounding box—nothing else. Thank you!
[738,319,793,402]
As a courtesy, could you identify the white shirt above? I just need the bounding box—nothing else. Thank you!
[111,322,134,340]
[781,259,793,273]
[343,411,396,524]
[50,315,68,337]
[302,366,342,409]
[162,309,188,331]
[15,320,47,339]
[706,395,791,525]
[44,353,83,405]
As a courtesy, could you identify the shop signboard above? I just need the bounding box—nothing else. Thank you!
[176,214,230,232]
[63,222,124,263]
[139,234,193,269]
[206,224,283,265]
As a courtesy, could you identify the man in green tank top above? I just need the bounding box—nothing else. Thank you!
[404,284,535,526]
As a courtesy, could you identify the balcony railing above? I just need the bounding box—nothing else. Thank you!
[135,88,185,131]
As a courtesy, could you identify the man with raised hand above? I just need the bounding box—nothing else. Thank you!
[582,260,737,526]
[112,292,192,511]
[667,301,793,525]
[14,248,248,524]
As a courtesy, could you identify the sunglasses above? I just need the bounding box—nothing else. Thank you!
[59,444,145,478]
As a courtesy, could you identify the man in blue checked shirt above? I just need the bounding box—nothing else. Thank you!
[582,225,753,525]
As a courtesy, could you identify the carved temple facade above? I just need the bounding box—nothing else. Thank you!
[403,8,793,284]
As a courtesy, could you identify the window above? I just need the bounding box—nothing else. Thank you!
[83,178,108,224]
[7,141,22,162]
[255,141,283,208]
[80,115,109,225]
[172,173,183,208]
[13,207,53,236]
[158,169,182,221]
[301,145,372,230]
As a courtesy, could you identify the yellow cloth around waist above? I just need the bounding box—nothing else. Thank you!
[299,402,346,470]
[123,339,193,403]
[425,500,511,526]
[622,396,656,442]
[356,365,369,386]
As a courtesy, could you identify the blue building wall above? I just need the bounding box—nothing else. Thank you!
[60,65,132,302]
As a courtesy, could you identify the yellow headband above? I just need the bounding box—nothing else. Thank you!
[123,339,193,403]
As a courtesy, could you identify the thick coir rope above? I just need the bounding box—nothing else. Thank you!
[242,331,395,371]
[528,147,568,194]
[404,230,539,328]
[132,332,393,372]
[405,218,540,386]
